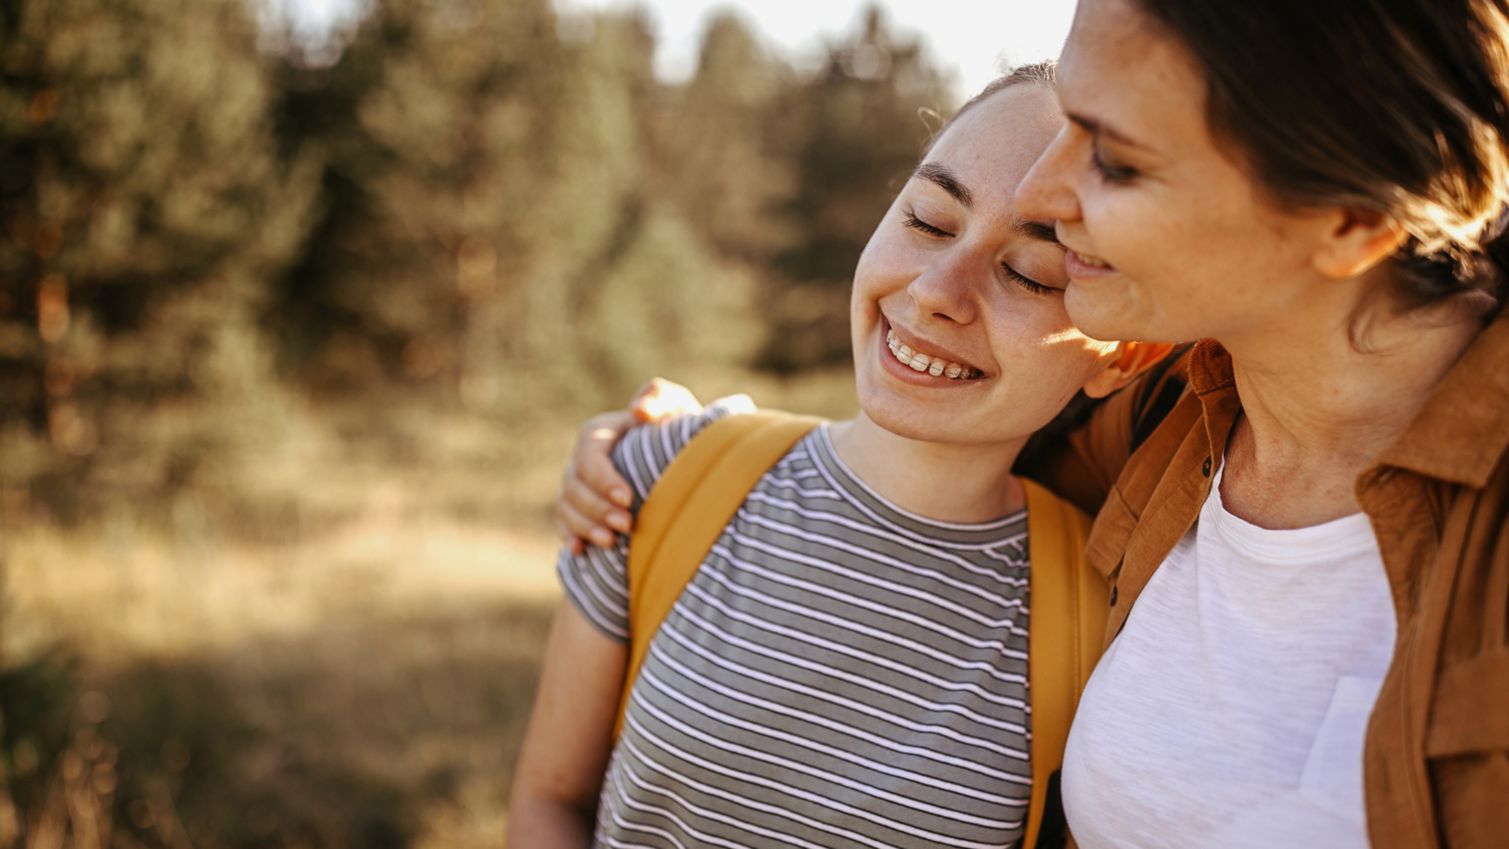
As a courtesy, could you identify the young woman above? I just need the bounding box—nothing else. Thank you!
[507,67,1170,849]
[560,1,1509,846]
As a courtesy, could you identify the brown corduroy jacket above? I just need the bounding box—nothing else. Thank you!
[1023,314,1509,849]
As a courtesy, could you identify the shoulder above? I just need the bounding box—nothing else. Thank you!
[613,395,758,507]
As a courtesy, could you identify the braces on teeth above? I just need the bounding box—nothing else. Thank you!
[886,330,982,380]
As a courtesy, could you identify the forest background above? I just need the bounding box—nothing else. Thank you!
[0,0,999,845]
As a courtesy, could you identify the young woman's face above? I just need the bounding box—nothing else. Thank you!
[850,83,1121,447]
[1016,0,1335,346]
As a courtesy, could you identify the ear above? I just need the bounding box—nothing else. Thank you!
[1082,340,1176,399]
[1311,208,1409,279]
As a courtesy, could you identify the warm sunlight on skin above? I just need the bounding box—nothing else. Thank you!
[849,82,1124,454]
[1015,0,1358,348]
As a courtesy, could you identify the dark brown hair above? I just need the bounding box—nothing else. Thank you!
[1134,0,1509,315]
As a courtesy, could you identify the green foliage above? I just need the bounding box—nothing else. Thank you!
[274,0,566,403]
[0,0,319,516]
[762,6,956,371]
[0,0,954,502]
[0,0,960,844]
[659,11,796,263]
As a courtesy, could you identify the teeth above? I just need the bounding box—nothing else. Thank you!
[885,329,981,380]
[1074,250,1109,269]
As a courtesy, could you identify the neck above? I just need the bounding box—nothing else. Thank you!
[827,412,1026,523]
[1220,294,1483,526]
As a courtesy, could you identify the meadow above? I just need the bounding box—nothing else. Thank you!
[1,0,936,842]
[0,370,855,848]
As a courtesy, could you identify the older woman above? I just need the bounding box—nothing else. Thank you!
[1012,1,1509,847]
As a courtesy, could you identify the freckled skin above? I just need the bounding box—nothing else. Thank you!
[851,83,1122,450]
[1016,0,1342,348]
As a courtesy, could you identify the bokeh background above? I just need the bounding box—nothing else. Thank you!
[0,0,1069,845]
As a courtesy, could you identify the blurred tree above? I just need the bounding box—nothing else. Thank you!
[279,1,761,415]
[488,9,661,412]
[273,0,564,403]
[759,4,955,372]
[0,0,319,515]
[657,10,795,264]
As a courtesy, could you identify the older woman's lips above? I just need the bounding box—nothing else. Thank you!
[1066,249,1115,278]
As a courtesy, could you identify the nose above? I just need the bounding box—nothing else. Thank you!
[907,246,982,325]
[1017,122,1081,225]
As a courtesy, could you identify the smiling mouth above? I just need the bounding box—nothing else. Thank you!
[1069,249,1112,270]
[885,329,983,380]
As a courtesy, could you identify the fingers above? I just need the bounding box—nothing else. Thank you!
[559,470,630,547]
[555,411,636,550]
[555,517,585,556]
[576,413,635,511]
[631,377,703,423]
[554,381,701,554]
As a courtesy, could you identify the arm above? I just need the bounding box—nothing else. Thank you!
[555,379,705,550]
[505,603,627,848]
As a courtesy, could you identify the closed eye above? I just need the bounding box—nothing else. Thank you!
[904,211,953,238]
[1004,265,1057,296]
[1091,145,1139,184]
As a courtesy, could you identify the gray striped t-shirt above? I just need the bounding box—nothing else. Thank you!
[557,399,1033,849]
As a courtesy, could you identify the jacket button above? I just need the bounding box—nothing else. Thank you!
[1202,457,1212,477]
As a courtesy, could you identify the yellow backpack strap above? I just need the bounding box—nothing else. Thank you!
[614,411,823,740]
[1021,478,1108,849]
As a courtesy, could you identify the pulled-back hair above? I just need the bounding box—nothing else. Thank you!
[1133,0,1509,316]
[923,61,1057,154]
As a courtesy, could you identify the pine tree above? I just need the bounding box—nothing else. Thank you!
[659,11,795,264]
[0,0,319,513]
[760,4,955,372]
[272,0,564,399]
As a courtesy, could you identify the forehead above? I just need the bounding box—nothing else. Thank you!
[1058,0,1209,152]
[923,84,1062,204]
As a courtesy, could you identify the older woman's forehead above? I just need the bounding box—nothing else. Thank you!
[1057,0,1209,160]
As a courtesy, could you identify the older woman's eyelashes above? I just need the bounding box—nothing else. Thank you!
[1091,144,1139,184]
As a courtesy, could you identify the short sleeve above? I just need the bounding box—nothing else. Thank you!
[555,395,757,641]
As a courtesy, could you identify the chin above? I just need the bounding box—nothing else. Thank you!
[856,389,972,444]
[1064,280,1142,343]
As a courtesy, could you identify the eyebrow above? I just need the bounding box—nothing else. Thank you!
[913,162,973,208]
[1066,111,1154,153]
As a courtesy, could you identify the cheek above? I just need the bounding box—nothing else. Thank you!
[852,235,898,301]
[987,298,1101,379]
[1079,178,1164,262]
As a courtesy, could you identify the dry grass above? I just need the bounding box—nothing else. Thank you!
[0,369,856,848]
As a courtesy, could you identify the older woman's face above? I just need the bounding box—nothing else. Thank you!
[1017,0,1339,346]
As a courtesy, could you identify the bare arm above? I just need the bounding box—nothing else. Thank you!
[505,603,628,848]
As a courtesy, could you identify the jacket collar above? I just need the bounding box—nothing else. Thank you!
[1378,312,1509,488]
[1185,314,1509,489]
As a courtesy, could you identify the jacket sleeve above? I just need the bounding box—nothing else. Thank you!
[1015,346,1192,516]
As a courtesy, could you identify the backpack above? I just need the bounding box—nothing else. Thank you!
[614,411,1107,849]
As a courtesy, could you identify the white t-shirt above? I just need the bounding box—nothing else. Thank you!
[1062,458,1396,849]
